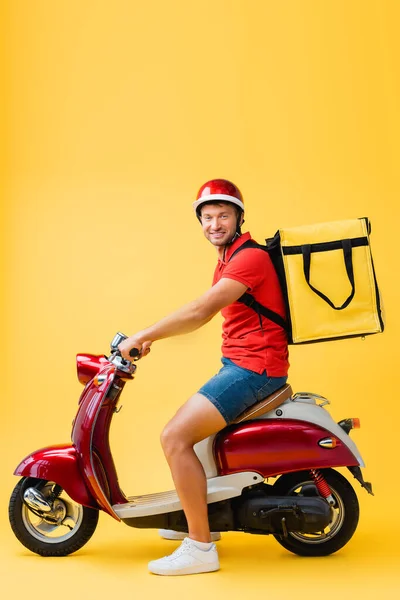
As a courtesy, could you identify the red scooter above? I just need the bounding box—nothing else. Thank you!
[9,333,372,557]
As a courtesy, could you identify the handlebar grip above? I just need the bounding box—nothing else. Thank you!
[129,348,140,358]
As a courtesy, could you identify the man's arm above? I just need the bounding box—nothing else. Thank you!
[118,277,247,359]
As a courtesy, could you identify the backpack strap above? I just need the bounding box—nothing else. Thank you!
[230,239,263,258]
[228,240,288,332]
[238,292,288,331]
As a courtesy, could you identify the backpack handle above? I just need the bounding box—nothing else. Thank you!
[301,239,355,310]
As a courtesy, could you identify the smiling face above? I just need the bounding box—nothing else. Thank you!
[200,202,244,248]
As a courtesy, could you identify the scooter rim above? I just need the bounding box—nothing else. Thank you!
[21,484,84,544]
[286,480,345,544]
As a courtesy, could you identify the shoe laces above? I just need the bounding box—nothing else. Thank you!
[163,537,208,561]
[168,537,193,559]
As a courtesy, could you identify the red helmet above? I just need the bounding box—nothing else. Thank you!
[193,179,244,214]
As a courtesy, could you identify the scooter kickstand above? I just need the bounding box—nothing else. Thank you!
[281,517,288,538]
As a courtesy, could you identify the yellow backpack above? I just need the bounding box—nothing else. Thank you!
[232,218,384,344]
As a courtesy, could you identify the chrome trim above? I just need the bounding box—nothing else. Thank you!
[108,332,137,375]
[292,392,330,407]
[110,332,128,350]
[94,374,107,385]
[318,438,335,449]
[23,488,52,513]
[107,352,136,375]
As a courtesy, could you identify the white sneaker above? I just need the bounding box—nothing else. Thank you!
[159,528,221,541]
[148,537,220,576]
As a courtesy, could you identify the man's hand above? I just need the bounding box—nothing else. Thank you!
[118,335,152,361]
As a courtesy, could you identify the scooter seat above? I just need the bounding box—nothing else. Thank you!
[232,384,293,424]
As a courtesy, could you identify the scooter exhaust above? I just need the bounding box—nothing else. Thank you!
[23,488,52,513]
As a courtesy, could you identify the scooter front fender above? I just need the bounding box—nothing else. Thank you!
[14,444,98,509]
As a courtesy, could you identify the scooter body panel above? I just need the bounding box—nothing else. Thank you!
[194,436,218,478]
[194,395,365,479]
[14,444,97,508]
[259,397,365,466]
[71,361,121,519]
[214,418,359,477]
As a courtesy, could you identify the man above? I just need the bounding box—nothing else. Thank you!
[118,179,289,575]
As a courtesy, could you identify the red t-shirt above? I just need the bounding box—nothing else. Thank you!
[213,232,289,377]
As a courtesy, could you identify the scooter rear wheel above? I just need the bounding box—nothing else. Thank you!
[272,468,359,556]
[9,478,99,557]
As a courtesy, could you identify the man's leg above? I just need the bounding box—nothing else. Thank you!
[160,392,227,542]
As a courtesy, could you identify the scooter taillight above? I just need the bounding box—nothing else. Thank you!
[338,418,361,434]
[76,353,110,385]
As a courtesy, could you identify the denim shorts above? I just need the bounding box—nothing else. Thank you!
[198,357,288,424]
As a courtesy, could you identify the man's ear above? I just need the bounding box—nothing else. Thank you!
[240,213,245,226]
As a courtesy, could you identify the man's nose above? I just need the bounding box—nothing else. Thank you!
[210,218,222,229]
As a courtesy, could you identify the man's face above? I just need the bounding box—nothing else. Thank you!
[200,202,242,247]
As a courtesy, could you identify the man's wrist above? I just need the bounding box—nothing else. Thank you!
[135,331,151,345]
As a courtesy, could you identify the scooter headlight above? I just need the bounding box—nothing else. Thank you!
[76,353,109,385]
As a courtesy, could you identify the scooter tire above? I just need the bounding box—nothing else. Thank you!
[272,468,359,556]
[9,478,99,557]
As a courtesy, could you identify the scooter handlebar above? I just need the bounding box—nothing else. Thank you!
[115,347,143,360]
[110,333,147,362]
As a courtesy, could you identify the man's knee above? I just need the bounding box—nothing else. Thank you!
[160,424,190,459]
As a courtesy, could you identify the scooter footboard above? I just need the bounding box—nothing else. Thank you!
[14,443,97,509]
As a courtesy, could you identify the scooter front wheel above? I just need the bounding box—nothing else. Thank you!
[9,478,99,557]
[272,468,359,556]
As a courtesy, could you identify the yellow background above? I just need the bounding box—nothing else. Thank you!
[1,0,399,597]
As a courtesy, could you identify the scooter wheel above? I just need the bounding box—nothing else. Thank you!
[272,468,359,556]
[9,478,99,557]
